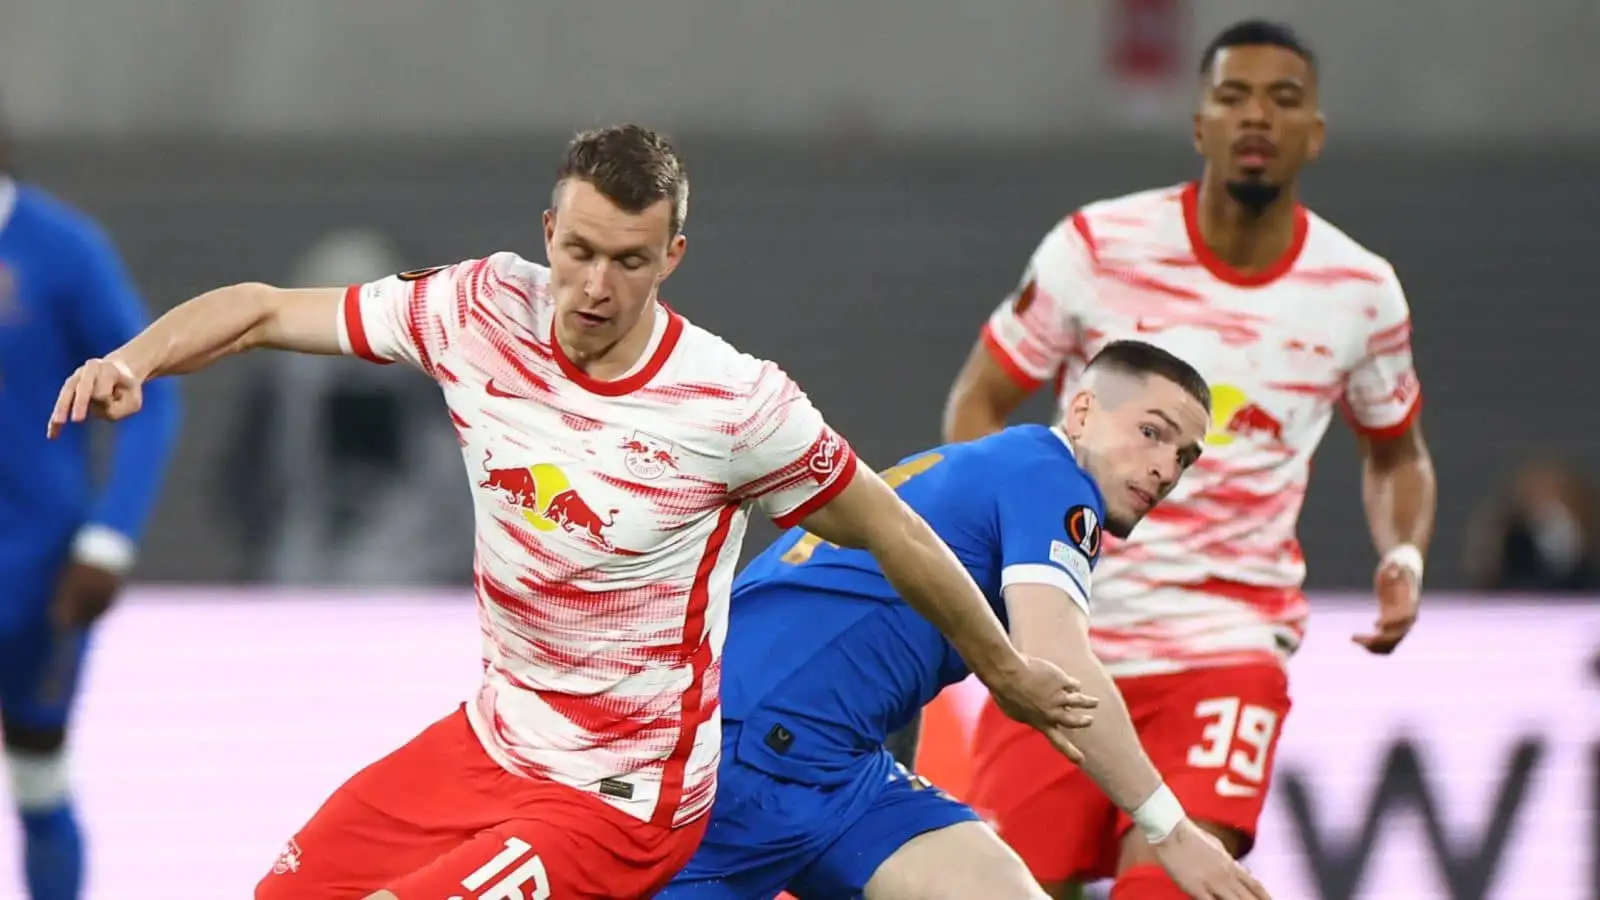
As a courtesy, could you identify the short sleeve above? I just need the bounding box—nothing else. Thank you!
[728,361,859,528]
[979,214,1094,391]
[1341,268,1423,439]
[995,465,1103,615]
[339,254,514,376]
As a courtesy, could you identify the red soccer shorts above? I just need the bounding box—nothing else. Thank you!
[254,705,707,900]
[966,664,1292,884]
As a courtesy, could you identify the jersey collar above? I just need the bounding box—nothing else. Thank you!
[0,178,16,236]
[1051,425,1077,458]
[551,301,684,397]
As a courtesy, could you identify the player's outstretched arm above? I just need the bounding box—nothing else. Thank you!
[798,469,1095,737]
[1006,583,1270,900]
[48,284,342,437]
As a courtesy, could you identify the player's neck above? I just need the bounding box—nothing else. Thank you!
[1195,177,1300,273]
[558,301,663,380]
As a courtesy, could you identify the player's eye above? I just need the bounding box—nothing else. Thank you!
[1140,424,1160,441]
[568,245,593,260]
[1272,91,1304,108]
[619,256,646,271]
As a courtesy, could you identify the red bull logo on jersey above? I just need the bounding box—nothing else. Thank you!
[1206,384,1286,447]
[618,431,678,481]
[479,451,620,550]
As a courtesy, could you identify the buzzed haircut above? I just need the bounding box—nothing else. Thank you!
[1085,340,1211,411]
[554,124,690,236]
[1199,19,1316,78]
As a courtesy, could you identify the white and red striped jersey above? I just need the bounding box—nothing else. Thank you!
[337,252,857,826]
[981,183,1421,677]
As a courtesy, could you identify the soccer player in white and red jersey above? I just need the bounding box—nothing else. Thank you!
[935,21,1439,900]
[45,125,1094,900]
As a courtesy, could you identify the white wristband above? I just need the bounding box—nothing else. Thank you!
[71,525,137,576]
[106,356,136,382]
[1382,543,1424,582]
[1131,783,1186,844]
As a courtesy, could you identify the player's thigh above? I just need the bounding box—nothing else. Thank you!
[387,802,707,900]
[794,762,1006,900]
[966,707,1119,885]
[657,769,816,900]
[858,821,1047,900]
[1116,664,1293,870]
[253,774,454,899]
[255,713,490,898]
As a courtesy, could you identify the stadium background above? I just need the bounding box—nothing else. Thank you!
[1,0,1597,897]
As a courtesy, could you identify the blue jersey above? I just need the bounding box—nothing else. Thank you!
[720,424,1105,787]
[0,178,180,621]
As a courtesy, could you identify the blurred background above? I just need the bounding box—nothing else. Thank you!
[1,0,1597,897]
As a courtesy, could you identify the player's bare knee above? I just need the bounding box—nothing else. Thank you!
[5,748,71,811]
[864,822,1049,900]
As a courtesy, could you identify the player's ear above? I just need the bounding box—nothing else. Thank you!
[1062,389,1093,441]
[542,209,557,250]
[660,233,687,279]
[1306,111,1327,163]
[1192,109,1204,154]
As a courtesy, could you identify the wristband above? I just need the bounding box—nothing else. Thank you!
[1382,543,1424,583]
[1131,783,1185,844]
[106,356,137,382]
[72,525,137,576]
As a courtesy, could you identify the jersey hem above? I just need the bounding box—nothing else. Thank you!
[1103,650,1289,680]
[1343,391,1423,440]
[770,450,859,529]
[341,284,392,365]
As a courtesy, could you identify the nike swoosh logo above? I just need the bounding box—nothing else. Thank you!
[485,380,524,399]
[1214,775,1260,798]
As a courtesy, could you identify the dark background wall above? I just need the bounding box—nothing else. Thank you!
[23,136,1600,589]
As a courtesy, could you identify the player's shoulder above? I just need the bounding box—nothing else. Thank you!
[477,250,553,294]
[1031,184,1187,268]
[1298,207,1402,287]
[1070,183,1188,237]
[966,425,1098,495]
[443,251,554,317]
[9,181,118,253]
[668,312,796,399]
[1078,183,1187,221]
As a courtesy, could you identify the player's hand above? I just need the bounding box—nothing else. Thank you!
[1352,560,1419,655]
[983,654,1098,735]
[51,561,123,630]
[1151,820,1272,900]
[47,356,144,438]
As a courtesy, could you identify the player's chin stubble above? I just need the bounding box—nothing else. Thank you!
[1224,178,1282,216]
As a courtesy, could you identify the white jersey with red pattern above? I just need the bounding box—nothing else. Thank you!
[337,252,857,826]
[981,182,1421,677]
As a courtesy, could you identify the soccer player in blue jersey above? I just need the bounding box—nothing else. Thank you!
[0,142,180,899]
[661,341,1270,900]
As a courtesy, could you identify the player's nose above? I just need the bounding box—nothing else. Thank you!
[1151,455,1180,488]
[583,262,614,300]
[1238,95,1273,126]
